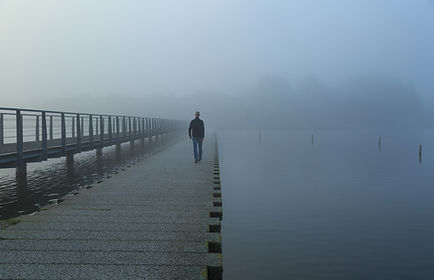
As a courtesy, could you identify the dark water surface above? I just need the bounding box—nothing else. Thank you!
[0,137,178,220]
[219,129,434,280]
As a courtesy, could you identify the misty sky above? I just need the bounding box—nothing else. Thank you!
[1,0,434,128]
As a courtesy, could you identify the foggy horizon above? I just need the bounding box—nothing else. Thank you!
[1,0,434,129]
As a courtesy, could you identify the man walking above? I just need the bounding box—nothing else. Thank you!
[188,111,205,163]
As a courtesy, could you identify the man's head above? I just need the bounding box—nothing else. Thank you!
[194,111,200,118]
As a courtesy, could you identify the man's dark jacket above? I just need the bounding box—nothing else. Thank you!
[188,117,205,138]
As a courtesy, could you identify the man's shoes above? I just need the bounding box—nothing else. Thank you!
[194,159,198,163]
[198,157,202,161]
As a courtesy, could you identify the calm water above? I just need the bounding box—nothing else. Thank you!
[0,137,178,220]
[219,129,434,280]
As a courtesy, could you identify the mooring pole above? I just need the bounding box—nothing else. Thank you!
[419,144,422,164]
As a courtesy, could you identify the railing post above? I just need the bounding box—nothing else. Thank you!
[16,110,24,168]
[41,112,47,160]
[149,118,153,143]
[128,117,132,141]
[35,115,40,142]
[141,118,145,143]
[133,117,137,139]
[89,115,93,149]
[76,114,81,152]
[49,115,53,140]
[81,117,84,137]
[61,113,66,155]
[100,115,104,148]
[108,116,112,145]
[96,118,99,135]
[154,118,157,139]
[0,113,4,145]
[137,118,140,139]
[72,116,75,139]
[147,118,151,143]
[116,116,120,144]
[155,119,158,139]
[122,117,126,142]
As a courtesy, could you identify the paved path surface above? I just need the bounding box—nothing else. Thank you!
[0,136,222,279]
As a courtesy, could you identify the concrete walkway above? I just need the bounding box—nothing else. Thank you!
[0,136,222,279]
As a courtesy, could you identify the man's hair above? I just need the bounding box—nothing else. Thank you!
[195,111,200,116]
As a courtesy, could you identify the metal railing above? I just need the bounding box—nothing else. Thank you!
[0,107,186,168]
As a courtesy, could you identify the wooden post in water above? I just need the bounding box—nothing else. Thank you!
[419,144,422,164]
[312,134,314,147]
[379,136,382,151]
[259,132,261,144]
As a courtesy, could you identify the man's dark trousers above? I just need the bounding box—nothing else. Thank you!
[192,137,203,161]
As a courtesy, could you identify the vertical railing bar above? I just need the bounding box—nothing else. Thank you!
[0,113,3,145]
[96,118,99,136]
[61,113,66,155]
[76,114,81,152]
[100,115,104,148]
[146,118,150,142]
[136,118,139,139]
[122,117,126,142]
[35,115,40,142]
[113,119,116,140]
[89,115,93,149]
[41,112,47,160]
[49,115,53,140]
[133,118,137,140]
[116,116,120,144]
[108,116,112,145]
[154,118,157,138]
[81,117,84,138]
[128,117,132,141]
[141,118,145,140]
[16,110,24,167]
[72,116,75,140]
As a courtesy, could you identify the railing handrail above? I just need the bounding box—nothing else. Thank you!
[0,106,174,120]
[0,106,186,168]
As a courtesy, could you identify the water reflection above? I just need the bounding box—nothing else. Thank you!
[220,129,434,280]
[0,136,180,220]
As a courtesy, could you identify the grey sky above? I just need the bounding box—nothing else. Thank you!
[1,0,433,127]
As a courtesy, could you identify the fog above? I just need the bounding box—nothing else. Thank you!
[1,0,434,129]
